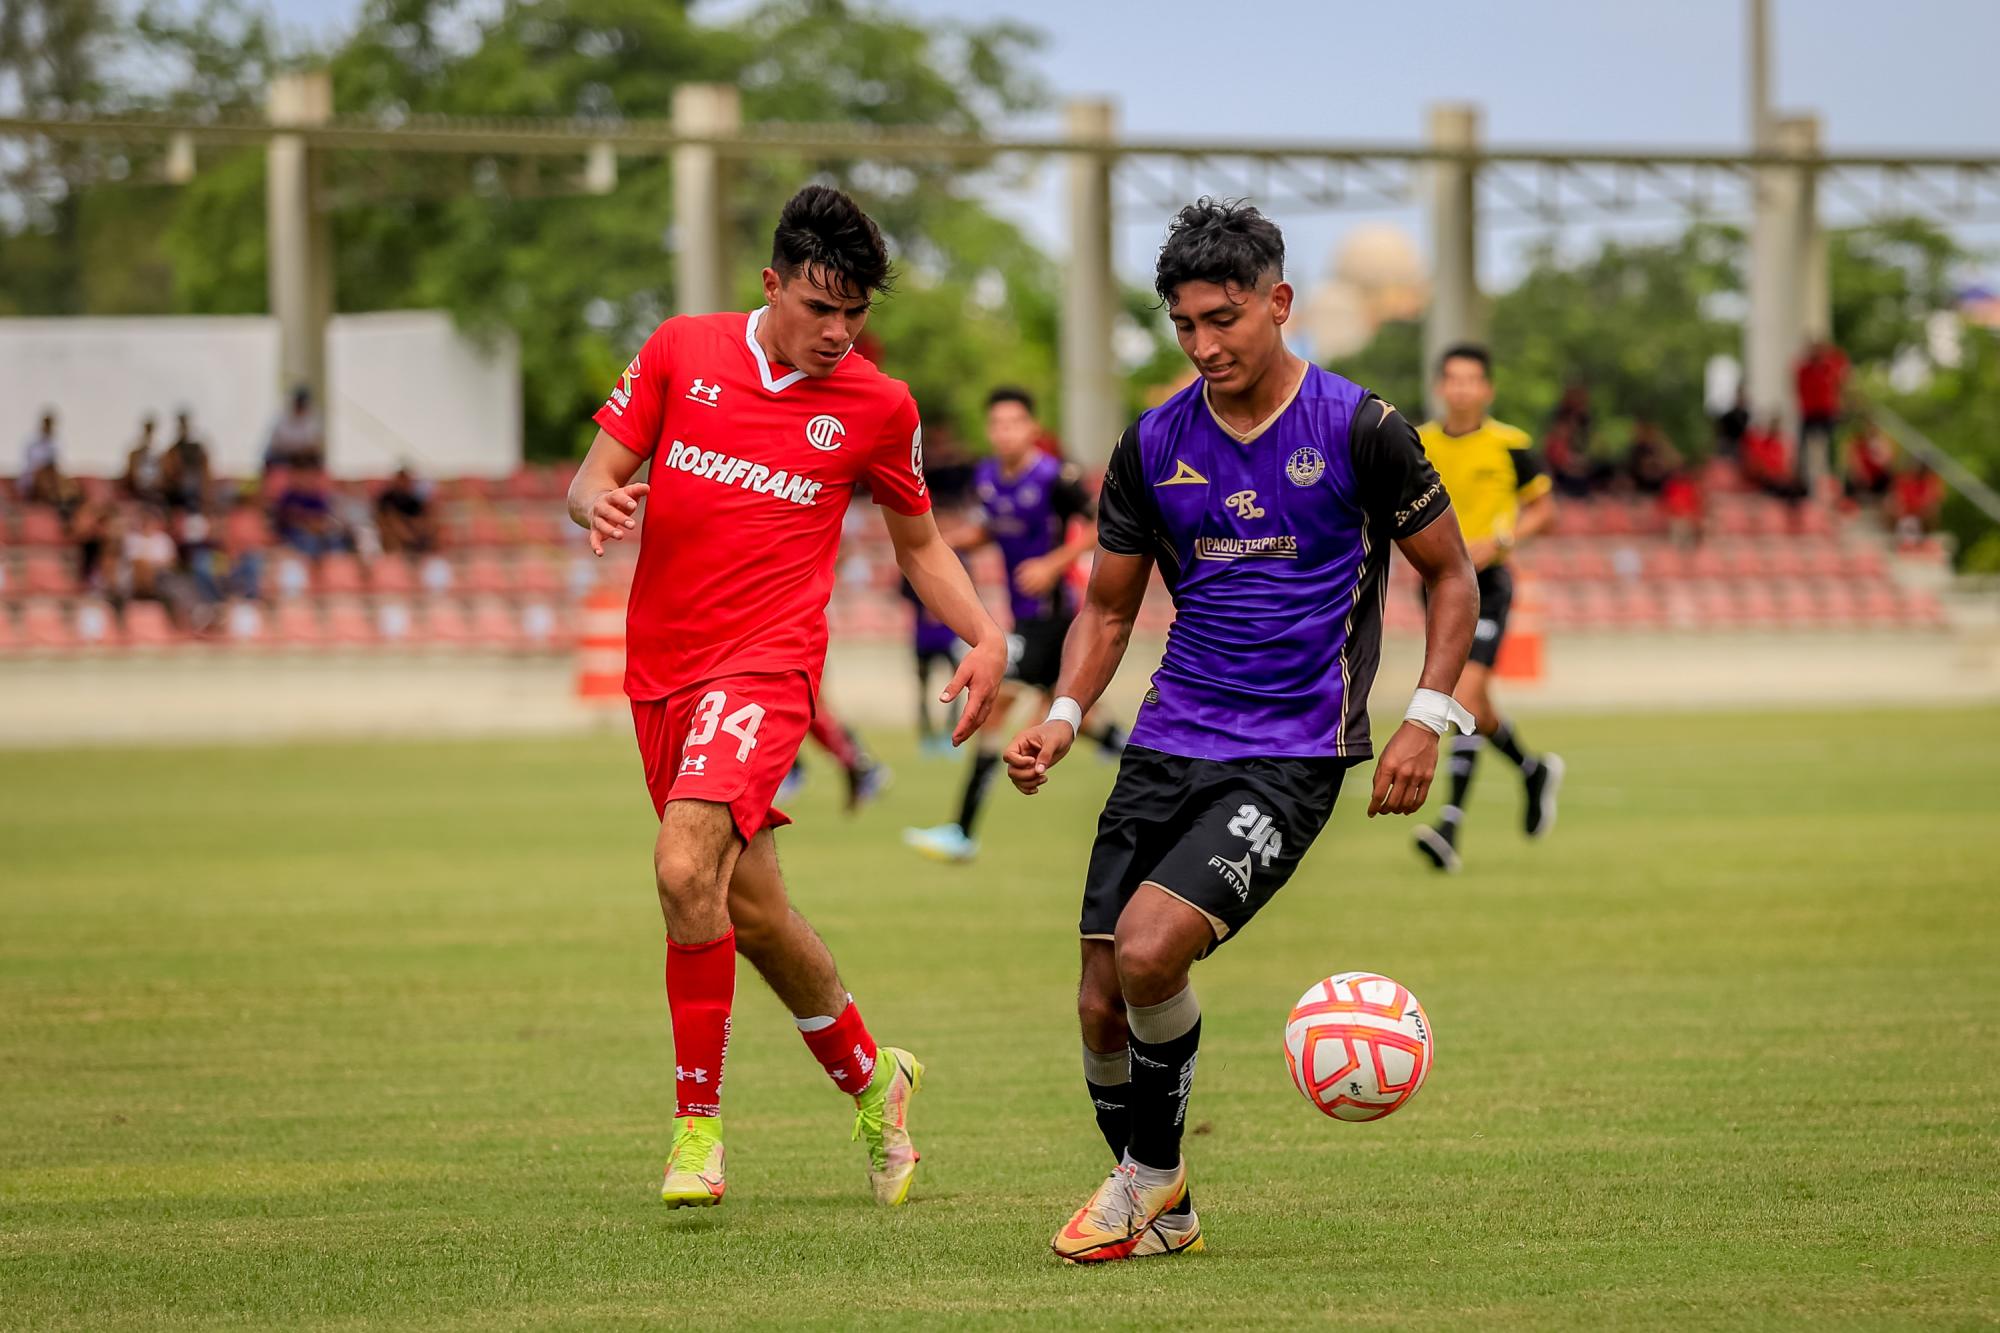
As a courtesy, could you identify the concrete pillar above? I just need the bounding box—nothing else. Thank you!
[1745,114,1822,454]
[672,84,740,316]
[1423,103,1482,419]
[1061,99,1119,466]
[266,70,334,413]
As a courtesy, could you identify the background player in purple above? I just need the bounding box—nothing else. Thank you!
[903,387,1125,863]
[1004,200,1480,1263]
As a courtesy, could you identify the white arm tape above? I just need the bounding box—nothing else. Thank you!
[1405,688,1477,737]
[1045,696,1084,733]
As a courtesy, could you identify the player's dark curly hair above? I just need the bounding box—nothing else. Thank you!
[985,386,1036,415]
[771,184,895,296]
[1437,342,1492,377]
[1153,197,1285,305]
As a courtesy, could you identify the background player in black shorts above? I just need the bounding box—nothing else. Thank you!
[903,388,1123,863]
[1004,201,1479,1262]
[1413,345,1565,873]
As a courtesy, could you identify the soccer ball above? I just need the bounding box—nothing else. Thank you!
[1283,972,1433,1122]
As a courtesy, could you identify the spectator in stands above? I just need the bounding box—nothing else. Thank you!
[222,489,272,600]
[17,409,63,505]
[160,409,213,513]
[124,507,193,627]
[123,415,164,505]
[176,507,224,624]
[1842,425,1896,504]
[1889,460,1945,545]
[1713,388,1750,461]
[1543,382,1605,497]
[274,464,349,559]
[375,466,439,555]
[1742,416,1807,504]
[263,386,324,472]
[1660,468,1705,547]
[1794,339,1850,489]
[72,494,126,595]
[1622,419,1684,496]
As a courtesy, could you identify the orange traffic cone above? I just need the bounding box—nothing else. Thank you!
[1494,575,1546,682]
[575,585,626,705]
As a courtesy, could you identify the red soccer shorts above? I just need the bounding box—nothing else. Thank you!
[632,671,813,842]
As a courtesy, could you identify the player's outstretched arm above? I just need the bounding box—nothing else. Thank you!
[1370,518,1479,817]
[566,430,651,557]
[881,507,1008,744]
[1004,546,1151,795]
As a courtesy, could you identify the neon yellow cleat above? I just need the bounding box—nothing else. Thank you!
[660,1114,725,1208]
[1051,1159,1188,1264]
[852,1046,924,1205]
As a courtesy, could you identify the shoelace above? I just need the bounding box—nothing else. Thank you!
[850,1093,889,1171]
[668,1125,716,1175]
[1088,1163,1144,1233]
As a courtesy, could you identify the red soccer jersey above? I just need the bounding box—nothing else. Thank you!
[592,309,930,701]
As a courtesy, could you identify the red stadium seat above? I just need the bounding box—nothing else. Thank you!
[123,601,178,648]
[469,598,520,648]
[420,598,473,645]
[274,602,325,647]
[460,554,511,595]
[0,606,17,654]
[325,598,377,646]
[22,552,76,596]
[18,507,65,546]
[513,556,560,597]
[316,553,366,595]
[22,600,77,649]
[369,556,416,595]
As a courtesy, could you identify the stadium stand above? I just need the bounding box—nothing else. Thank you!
[0,461,1951,658]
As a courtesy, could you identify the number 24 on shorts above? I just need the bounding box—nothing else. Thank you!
[1228,803,1284,867]
[687,691,765,762]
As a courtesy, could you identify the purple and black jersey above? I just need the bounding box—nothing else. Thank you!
[973,452,1094,624]
[1097,364,1448,762]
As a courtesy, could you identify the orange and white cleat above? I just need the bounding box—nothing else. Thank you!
[1051,1158,1188,1264]
[660,1114,726,1208]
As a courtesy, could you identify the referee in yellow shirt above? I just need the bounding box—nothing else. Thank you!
[1413,345,1564,872]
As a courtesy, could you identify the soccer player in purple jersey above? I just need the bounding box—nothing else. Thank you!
[1004,200,1481,1263]
[905,387,1127,863]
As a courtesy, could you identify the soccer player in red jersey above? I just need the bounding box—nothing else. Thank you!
[565,185,1007,1209]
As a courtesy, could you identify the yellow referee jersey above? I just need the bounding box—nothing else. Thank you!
[1416,416,1552,551]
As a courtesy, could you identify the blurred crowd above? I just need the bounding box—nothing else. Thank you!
[12,389,441,633]
[1540,340,1945,546]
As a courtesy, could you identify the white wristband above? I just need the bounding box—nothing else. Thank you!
[1045,696,1084,734]
[1405,688,1476,737]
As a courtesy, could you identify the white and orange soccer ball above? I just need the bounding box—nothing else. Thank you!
[1283,972,1433,1122]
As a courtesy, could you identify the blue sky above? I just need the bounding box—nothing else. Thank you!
[246,0,2000,286]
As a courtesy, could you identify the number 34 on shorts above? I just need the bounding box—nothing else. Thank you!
[631,671,816,826]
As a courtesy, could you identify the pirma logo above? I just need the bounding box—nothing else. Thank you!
[806,414,846,451]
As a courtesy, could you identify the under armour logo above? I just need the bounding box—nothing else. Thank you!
[679,753,707,775]
[1225,489,1265,519]
[676,1065,710,1085]
[687,379,722,406]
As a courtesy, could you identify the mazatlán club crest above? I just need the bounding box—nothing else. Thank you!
[1287,446,1326,487]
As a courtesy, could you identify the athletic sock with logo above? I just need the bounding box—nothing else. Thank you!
[956,750,1001,837]
[1441,733,1484,838]
[796,996,881,1097]
[1086,1042,1193,1216]
[666,930,735,1119]
[1125,986,1201,1172]
[1487,718,1538,777]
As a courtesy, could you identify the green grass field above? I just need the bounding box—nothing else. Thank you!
[3,706,1997,1330]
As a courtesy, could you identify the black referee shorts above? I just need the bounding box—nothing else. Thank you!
[1468,564,1515,668]
[1006,615,1070,692]
[1080,746,1354,953]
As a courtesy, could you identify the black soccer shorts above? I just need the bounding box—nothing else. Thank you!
[1080,746,1354,953]
[1468,564,1515,669]
[1006,614,1071,693]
